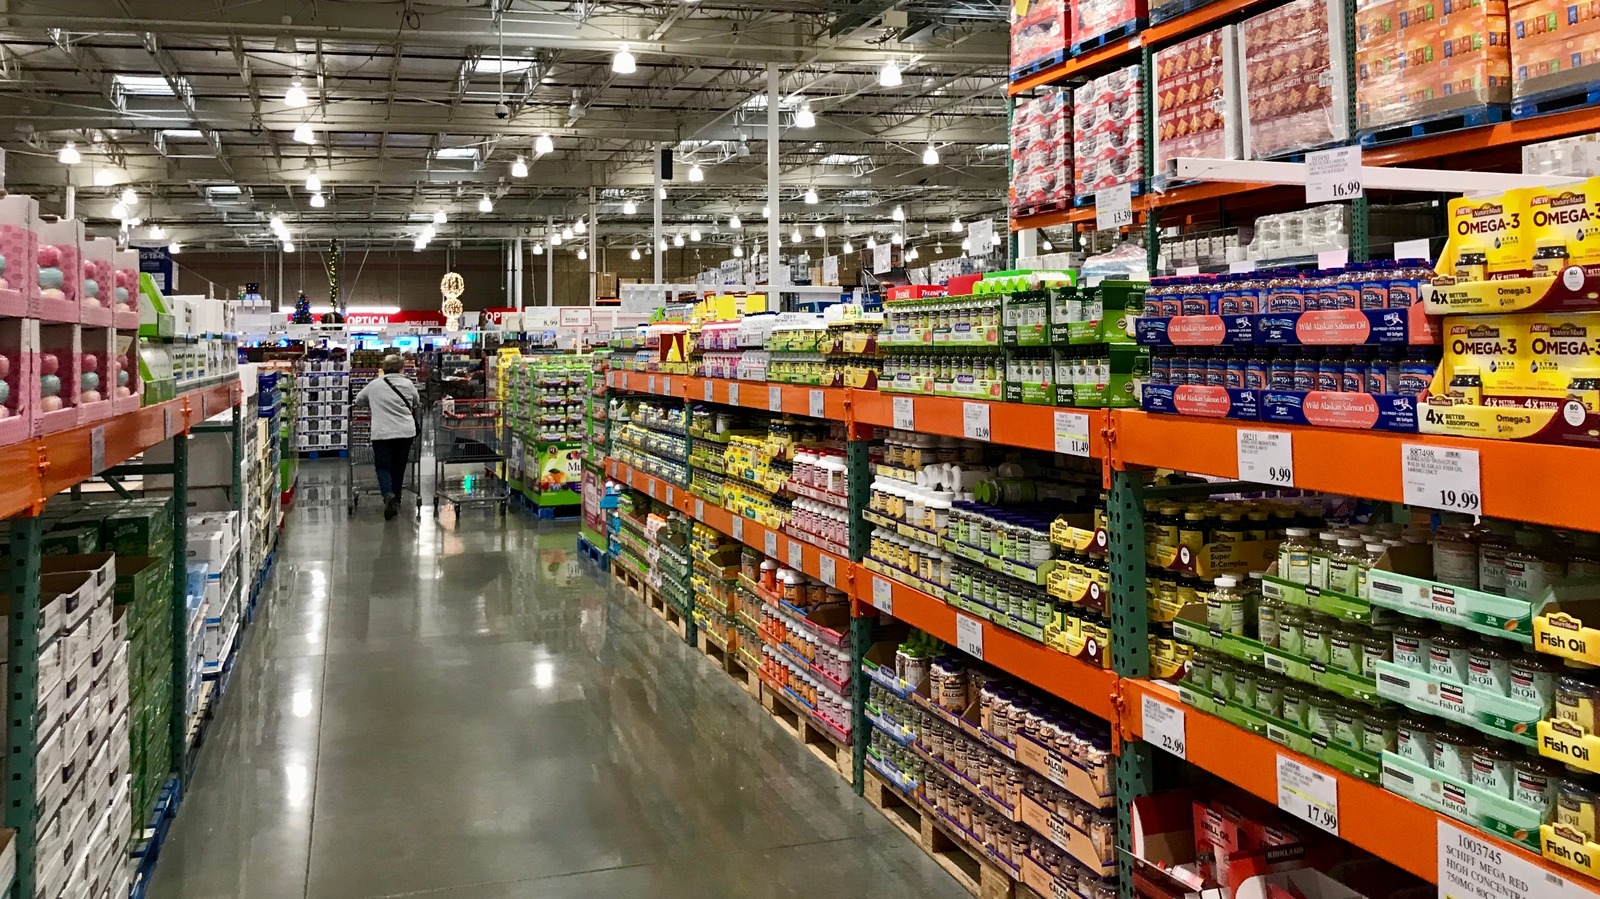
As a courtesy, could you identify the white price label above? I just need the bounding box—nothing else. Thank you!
[892,396,915,430]
[819,556,836,587]
[648,375,657,393]
[1395,238,1433,261]
[788,541,804,571]
[89,427,106,475]
[967,219,994,251]
[732,516,744,541]
[1095,183,1134,231]
[1318,249,1350,269]
[664,377,673,394]
[728,383,740,405]
[1402,444,1482,514]
[1437,821,1591,899]
[808,389,825,419]
[626,469,635,486]
[1175,265,1201,276]
[955,613,985,659]
[648,480,658,498]
[873,243,893,274]
[695,499,705,520]
[962,402,992,442]
[704,381,714,402]
[665,486,674,505]
[1305,145,1365,204]
[1236,429,1295,486]
[1276,755,1339,835]
[872,577,894,615]
[163,406,175,439]
[1228,260,1257,274]
[1142,694,1187,759]
[1054,410,1091,457]
[769,385,783,412]
[765,531,778,557]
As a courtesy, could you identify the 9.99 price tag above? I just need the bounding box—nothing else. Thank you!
[1236,429,1294,487]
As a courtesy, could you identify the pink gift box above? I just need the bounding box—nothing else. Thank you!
[35,320,81,435]
[36,218,82,325]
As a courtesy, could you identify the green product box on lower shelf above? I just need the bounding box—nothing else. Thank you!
[1178,682,1382,782]
[1381,751,1544,852]
[116,556,171,611]
[102,498,175,557]
[1375,661,1543,746]
[42,526,100,556]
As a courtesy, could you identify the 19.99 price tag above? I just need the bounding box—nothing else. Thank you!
[1237,429,1295,486]
[956,614,984,659]
[788,541,803,571]
[872,577,893,615]
[962,402,992,441]
[819,556,836,587]
[1276,755,1339,835]
[765,531,778,557]
[1142,694,1187,759]
[1402,443,1482,515]
[728,383,740,406]
[769,386,783,412]
[892,396,915,430]
[809,389,825,419]
[1054,410,1091,457]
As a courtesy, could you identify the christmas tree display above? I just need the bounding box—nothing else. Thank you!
[292,290,312,324]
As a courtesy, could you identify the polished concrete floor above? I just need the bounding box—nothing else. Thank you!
[148,463,968,899]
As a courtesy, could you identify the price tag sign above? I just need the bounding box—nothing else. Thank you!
[1276,755,1339,835]
[1395,238,1433,261]
[1228,260,1257,274]
[704,381,714,402]
[872,577,894,615]
[626,469,635,486]
[1142,694,1187,759]
[787,543,803,572]
[808,390,825,419]
[665,486,674,506]
[1175,265,1201,276]
[765,531,778,557]
[732,516,744,541]
[1095,183,1134,231]
[819,556,836,587]
[1237,429,1295,486]
[1054,410,1091,457]
[892,396,915,430]
[647,480,658,498]
[1318,249,1350,269]
[968,219,994,251]
[768,386,783,412]
[962,402,992,442]
[873,243,892,274]
[1437,821,1590,899]
[663,376,673,395]
[695,499,705,520]
[89,427,106,475]
[648,375,657,394]
[955,613,985,660]
[728,383,740,406]
[163,406,175,439]
[1305,145,1364,203]
[1402,444,1482,514]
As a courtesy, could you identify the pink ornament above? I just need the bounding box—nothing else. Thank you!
[38,245,59,268]
[39,395,62,413]
[81,354,98,372]
[39,353,57,375]
[0,354,11,379]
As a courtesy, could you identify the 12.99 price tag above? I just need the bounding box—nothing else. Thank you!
[956,613,984,659]
[1402,443,1482,514]
[962,402,992,441]
[1276,755,1339,835]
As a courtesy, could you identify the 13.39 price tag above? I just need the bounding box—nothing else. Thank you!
[1095,183,1134,231]
[1402,443,1482,514]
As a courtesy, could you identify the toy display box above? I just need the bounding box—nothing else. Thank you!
[79,236,114,327]
[0,194,35,318]
[35,217,83,325]
[1240,0,1350,159]
[1355,0,1512,135]
[1153,26,1243,177]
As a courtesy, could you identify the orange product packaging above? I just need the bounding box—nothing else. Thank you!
[1152,26,1242,172]
[1512,0,1600,97]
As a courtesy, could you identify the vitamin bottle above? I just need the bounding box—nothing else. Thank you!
[1504,529,1568,603]
[1324,537,1366,595]
[1207,575,1247,636]
[1278,527,1315,585]
[1432,513,1481,589]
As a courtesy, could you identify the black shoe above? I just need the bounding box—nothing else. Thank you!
[384,495,399,520]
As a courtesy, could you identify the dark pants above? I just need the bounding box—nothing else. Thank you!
[372,437,413,499]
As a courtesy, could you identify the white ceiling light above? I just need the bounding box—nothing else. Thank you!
[110,203,129,220]
[951,217,963,233]
[284,241,296,253]
[866,236,877,249]
[574,218,587,235]
[535,133,554,155]
[292,123,315,144]
[57,142,80,165]
[414,238,426,252]
[762,204,771,219]
[562,226,574,240]
[842,239,854,254]
[790,227,802,243]
[120,187,137,206]
[630,247,641,260]
[310,192,326,208]
[433,209,447,225]
[551,232,563,246]
[284,79,308,108]
[577,247,588,260]
[532,243,544,255]
[804,188,818,204]
[305,168,321,192]
[879,58,903,87]
[795,101,816,129]
[94,170,116,187]
[148,224,166,240]
[892,232,904,244]
[688,163,704,182]
[1042,239,1054,251]
[673,233,685,247]
[658,187,668,199]
[689,228,702,242]
[737,136,750,157]
[935,243,943,253]
[729,214,742,229]
[892,204,905,221]
[612,44,637,74]
[421,225,435,241]
[659,239,668,251]
[622,199,637,215]
[512,156,528,178]
[813,223,826,238]
[478,194,493,213]
[733,244,744,258]
[992,232,1004,245]
[961,237,971,251]
[167,241,181,254]
[922,144,939,165]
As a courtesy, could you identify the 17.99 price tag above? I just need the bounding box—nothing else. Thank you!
[1402,443,1482,514]
[1276,755,1339,835]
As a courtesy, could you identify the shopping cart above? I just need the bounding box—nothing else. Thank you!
[347,379,422,517]
[433,396,510,520]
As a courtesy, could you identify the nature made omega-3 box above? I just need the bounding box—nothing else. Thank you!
[1526,178,1600,274]
[1444,188,1532,281]
[1421,312,1600,442]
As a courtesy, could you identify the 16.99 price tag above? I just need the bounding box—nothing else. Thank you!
[1276,755,1339,834]
[1402,443,1482,514]
[1237,429,1295,486]
[962,402,992,441]
[1305,145,1364,204]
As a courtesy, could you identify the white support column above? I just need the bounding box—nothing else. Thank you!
[546,216,555,306]
[513,237,524,310]
[767,64,782,290]
[589,186,598,305]
[64,185,75,220]
[653,143,664,289]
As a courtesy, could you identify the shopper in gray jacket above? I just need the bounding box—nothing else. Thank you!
[353,354,421,519]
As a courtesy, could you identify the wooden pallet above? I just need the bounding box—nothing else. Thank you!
[696,628,734,674]
[730,649,761,697]
[613,563,646,600]
[663,600,688,640]
[758,680,853,780]
[861,770,1016,899]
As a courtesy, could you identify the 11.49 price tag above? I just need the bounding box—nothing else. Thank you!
[1054,410,1091,457]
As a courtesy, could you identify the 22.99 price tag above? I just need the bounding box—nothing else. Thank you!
[1142,694,1187,759]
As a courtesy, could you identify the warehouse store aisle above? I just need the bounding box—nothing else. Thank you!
[148,463,966,899]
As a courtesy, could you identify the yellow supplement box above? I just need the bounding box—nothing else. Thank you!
[1444,188,1531,281]
[1422,311,1600,442]
[1429,177,1600,314]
